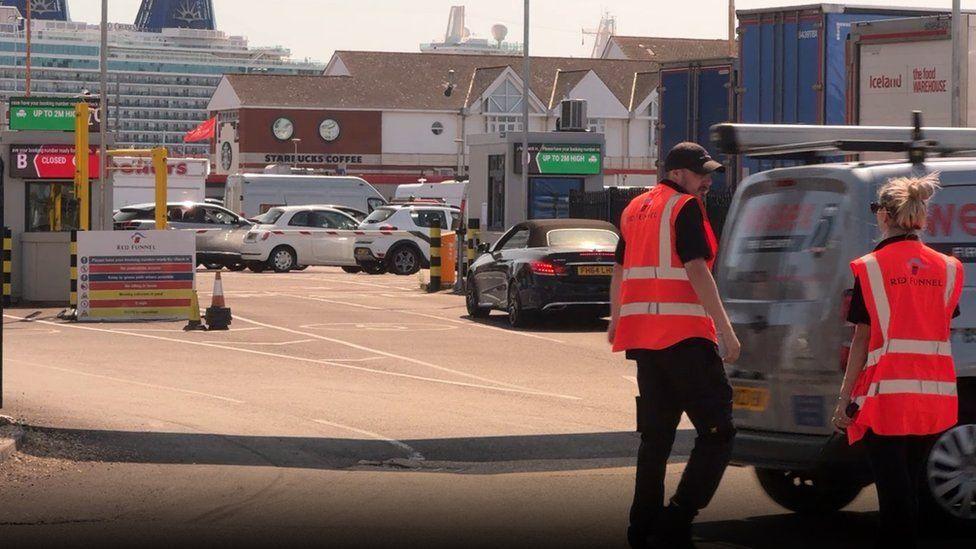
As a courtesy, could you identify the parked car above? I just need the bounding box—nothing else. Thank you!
[354,203,462,275]
[113,202,252,270]
[224,174,387,218]
[241,205,367,273]
[713,122,975,527]
[466,219,619,328]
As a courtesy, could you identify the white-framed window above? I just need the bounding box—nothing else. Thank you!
[588,118,605,134]
[484,79,524,133]
[648,93,659,157]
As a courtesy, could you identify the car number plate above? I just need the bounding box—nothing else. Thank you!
[732,386,769,412]
[577,265,613,276]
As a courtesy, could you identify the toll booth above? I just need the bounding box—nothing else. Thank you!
[1,130,114,303]
[467,132,606,240]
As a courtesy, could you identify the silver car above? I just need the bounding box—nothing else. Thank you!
[716,158,975,526]
[113,202,252,270]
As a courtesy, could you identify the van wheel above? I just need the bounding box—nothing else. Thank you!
[922,424,976,527]
[246,261,266,273]
[755,467,863,514]
[269,246,297,273]
[388,246,421,276]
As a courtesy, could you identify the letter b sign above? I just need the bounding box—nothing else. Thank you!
[17,154,27,170]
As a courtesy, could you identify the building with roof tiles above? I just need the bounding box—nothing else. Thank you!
[600,35,734,61]
[208,50,669,196]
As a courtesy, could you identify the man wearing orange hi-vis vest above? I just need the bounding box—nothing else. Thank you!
[833,174,963,549]
[609,142,740,549]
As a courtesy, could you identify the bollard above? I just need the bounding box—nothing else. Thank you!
[466,218,480,280]
[429,226,441,293]
[2,227,11,306]
[69,230,78,310]
[184,290,206,331]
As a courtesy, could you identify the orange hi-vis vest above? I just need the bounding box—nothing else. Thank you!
[612,182,719,352]
[847,239,964,444]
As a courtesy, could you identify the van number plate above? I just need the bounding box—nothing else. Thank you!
[732,386,769,412]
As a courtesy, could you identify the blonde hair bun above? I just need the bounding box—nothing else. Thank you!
[878,172,941,232]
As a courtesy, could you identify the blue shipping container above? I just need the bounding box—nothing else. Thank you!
[737,4,937,177]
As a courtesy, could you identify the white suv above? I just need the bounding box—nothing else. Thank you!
[354,204,461,275]
[241,205,362,273]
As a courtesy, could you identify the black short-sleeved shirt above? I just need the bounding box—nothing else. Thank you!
[614,180,713,266]
[616,180,716,360]
[847,234,961,325]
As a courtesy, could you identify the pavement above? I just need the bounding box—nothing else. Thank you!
[0,267,972,548]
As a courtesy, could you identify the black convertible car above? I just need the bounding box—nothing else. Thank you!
[465,219,619,327]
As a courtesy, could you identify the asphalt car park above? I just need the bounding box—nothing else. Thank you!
[2,267,973,548]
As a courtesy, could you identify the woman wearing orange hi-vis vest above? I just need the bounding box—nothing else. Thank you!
[609,142,740,549]
[833,174,964,549]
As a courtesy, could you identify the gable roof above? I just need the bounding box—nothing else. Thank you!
[217,51,660,114]
[549,70,590,110]
[603,36,733,62]
[630,71,661,112]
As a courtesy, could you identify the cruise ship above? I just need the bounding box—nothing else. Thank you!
[0,0,323,156]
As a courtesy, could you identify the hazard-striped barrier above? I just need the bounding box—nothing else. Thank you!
[69,230,78,310]
[2,227,11,306]
[429,226,441,293]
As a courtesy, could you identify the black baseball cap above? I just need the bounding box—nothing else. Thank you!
[664,142,725,175]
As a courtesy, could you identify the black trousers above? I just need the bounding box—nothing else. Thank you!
[628,340,735,543]
[862,431,937,549]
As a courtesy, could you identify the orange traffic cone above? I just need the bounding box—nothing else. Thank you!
[204,271,232,330]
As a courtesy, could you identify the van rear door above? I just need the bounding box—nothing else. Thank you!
[925,178,976,378]
[718,177,853,434]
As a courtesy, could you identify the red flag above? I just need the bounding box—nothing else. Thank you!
[184,116,216,143]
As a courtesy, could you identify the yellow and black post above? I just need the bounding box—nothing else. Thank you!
[466,218,480,274]
[429,226,441,293]
[2,227,11,306]
[69,230,78,314]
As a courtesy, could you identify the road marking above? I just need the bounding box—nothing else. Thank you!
[115,326,264,333]
[6,358,246,404]
[389,309,566,344]
[200,338,316,346]
[310,418,424,461]
[5,315,578,400]
[234,314,577,398]
[300,322,457,333]
[280,293,382,311]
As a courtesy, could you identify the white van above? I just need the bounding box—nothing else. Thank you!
[112,157,208,209]
[224,174,387,219]
[713,121,975,527]
[394,180,467,209]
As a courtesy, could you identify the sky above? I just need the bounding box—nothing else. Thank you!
[64,0,974,62]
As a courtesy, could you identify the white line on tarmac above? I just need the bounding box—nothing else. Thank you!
[4,315,578,401]
[310,418,424,461]
[6,358,246,404]
[200,338,316,346]
[233,314,574,398]
[116,326,264,333]
[279,293,382,311]
[392,309,566,344]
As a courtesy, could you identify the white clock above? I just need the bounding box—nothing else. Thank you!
[319,119,340,142]
[272,117,294,141]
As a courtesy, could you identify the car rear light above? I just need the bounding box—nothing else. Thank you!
[530,261,567,276]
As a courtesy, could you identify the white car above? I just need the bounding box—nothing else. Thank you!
[241,205,367,273]
[354,203,461,275]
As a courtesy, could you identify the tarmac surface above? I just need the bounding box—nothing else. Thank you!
[0,267,972,548]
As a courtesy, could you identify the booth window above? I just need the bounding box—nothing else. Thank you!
[528,177,583,220]
[26,181,84,232]
[487,154,506,231]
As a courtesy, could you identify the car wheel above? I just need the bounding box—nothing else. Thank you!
[507,284,534,328]
[466,279,490,319]
[923,424,976,526]
[754,467,864,514]
[228,263,247,272]
[362,262,388,275]
[269,246,297,273]
[388,246,421,276]
[246,261,266,273]
[341,266,363,274]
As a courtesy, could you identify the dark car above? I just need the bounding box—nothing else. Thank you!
[466,219,619,327]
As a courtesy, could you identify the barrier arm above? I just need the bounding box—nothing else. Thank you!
[74,103,90,230]
[105,147,169,230]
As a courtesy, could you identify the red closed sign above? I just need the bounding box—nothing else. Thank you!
[9,144,101,179]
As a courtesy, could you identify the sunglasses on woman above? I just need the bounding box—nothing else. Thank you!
[870,202,885,214]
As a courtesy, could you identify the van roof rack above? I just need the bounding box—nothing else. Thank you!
[711,112,976,164]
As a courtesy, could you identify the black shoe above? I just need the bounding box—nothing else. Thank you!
[646,504,696,549]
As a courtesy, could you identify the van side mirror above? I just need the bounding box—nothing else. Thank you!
[477,242,491,253]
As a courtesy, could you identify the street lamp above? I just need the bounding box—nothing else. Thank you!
[291,138,302,166]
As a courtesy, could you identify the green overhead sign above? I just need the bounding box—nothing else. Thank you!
[514,143,602,175]
[8,97,101,132]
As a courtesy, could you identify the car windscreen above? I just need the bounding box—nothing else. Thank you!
[546,229,619,249]
[113,208,152,222]
[720,178,847,301]
[362,208,396,224]
[252,208,284,225]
